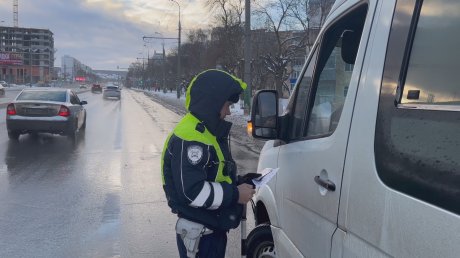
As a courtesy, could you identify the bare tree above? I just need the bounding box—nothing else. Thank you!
[253,0,304,96]
[205,0,244,73]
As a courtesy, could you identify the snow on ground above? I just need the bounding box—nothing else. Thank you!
[132,88,266,153]
[137,88,251,128]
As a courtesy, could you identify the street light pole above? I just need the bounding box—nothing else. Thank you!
[143,34,176,93]
[154,32,167,93]
[244,0,252,111]
[170,0,181,99]
[137,57,147,89]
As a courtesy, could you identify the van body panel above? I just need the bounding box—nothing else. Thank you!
[252,0,460,257]
[337,0,395,230]
[273,0,376,257]
[270,225,304,258]
[254,184,280,227]
[339,0,460,257]
[255,140,281,227]
[332,229,391,258]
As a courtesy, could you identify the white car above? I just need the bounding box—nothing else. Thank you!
[0,84,4,97]
[103,85,121,100]
[247,1,460,258]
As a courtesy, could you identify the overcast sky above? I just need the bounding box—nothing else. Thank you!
[0,0,215,70]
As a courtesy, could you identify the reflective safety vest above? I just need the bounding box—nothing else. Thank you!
[161,113,231,185]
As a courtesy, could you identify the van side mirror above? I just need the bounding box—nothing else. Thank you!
[80,101,88,105]
[250,90,279,139]
[341,30,360,64]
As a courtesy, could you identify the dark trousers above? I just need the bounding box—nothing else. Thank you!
[177,230,227,258]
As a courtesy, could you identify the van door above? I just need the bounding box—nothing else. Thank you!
[338,0,460,257]
[274,2,374,257]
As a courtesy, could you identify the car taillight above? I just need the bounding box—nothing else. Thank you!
[7,104,16,115]
[58,105,70,117]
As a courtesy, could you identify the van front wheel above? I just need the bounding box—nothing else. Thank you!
[246,224,276,258]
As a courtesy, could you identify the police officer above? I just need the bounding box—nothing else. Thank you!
[161,69,256,258]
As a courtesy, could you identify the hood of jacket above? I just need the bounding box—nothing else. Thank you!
[185,69,246,137]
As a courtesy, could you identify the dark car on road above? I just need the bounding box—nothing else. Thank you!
[6,88,87,141]
[91,84,102,93]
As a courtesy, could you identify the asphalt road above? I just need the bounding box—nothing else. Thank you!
[0,89,258,258]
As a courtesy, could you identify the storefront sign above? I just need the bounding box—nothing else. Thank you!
[0,52,23,65]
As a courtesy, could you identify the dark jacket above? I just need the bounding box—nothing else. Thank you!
[162,70,246,231]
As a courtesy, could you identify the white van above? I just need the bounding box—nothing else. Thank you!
[246,0,460,257]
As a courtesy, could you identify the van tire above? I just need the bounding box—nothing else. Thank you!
[246,224,276,258]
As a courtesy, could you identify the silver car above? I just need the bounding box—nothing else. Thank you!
[6,88,87,141]
[103,85,121,99]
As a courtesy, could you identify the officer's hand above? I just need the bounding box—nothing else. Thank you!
[237,173,262,187]
[237,183,256,205]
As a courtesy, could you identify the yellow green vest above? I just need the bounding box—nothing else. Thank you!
[161,113,231,185]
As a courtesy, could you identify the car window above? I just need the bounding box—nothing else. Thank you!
[17,91,67,102]
[400,0,460,107]
[376,0,460,215]
[305,6,367,138]
[288,48,318,140]
[287,6,368,141]
[70,92,80,104]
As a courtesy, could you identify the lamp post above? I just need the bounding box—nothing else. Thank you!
[170,0,181,99]
[142,34,177,93]
[154,32,167,93]
[137,50,147,89]
[244,0,252,111]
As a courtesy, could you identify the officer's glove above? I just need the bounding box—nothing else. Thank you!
[237,173,262,187]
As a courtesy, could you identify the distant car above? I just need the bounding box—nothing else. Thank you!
[91,84,102,93]
[80,84,87,89]
[5,88,87,141]
[0,84,5,96]
[0,81,7,87]
[103,85,121,100]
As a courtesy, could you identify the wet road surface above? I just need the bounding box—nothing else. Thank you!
[0,89,258,258]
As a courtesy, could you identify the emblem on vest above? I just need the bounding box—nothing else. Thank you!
[187,145,203,165]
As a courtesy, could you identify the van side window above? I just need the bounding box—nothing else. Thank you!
[400,1,460,108]
[376,0,460,215]
[289,48,318,140]
[305,6,367,138]
[287,5,367,140]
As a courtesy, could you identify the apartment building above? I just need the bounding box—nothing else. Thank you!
[61,55,94,82]
[0,26,54,84]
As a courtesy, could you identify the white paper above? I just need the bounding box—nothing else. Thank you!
[252,168,279,188]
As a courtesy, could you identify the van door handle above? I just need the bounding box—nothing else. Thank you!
[314,176,336,192]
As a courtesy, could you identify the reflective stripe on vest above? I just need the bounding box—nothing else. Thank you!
[161,113,231,185]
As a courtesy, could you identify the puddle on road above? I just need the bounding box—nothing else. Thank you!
[83,192,121,258]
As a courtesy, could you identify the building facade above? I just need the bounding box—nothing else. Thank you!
[0,26,54,84]
[61,55,94,82]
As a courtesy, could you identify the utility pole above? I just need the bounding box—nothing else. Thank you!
[170,0,181,99]
[142,34,177,93]
[162,42,166,93]
[244,0,252,111]
[136,57,148,89]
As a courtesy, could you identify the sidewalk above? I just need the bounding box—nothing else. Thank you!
[132,88,265,154]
